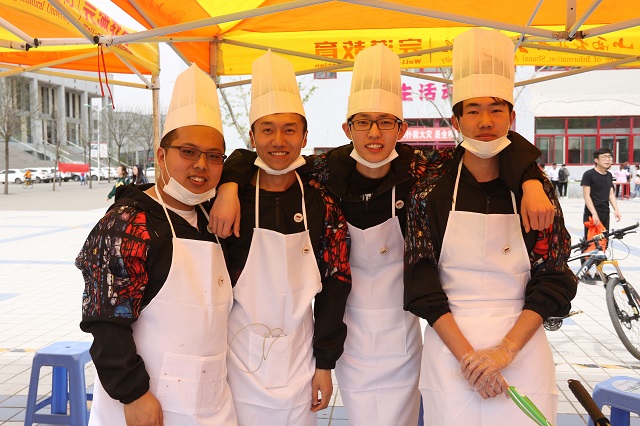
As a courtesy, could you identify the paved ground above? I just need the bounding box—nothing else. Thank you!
[1,181,640,425]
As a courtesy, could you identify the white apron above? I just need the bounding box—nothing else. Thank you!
[227,172,321,426]
[419,160,557,426]
[336,186,422,426]
[90,190,237,426]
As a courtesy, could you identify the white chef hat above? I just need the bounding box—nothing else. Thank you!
[249,50,305,125]
[346,44,403,120]
[452,28,515,106]
[162,63,224,138]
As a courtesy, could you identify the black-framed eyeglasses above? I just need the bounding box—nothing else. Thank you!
[349,118,402,131]
[166,146,227,165]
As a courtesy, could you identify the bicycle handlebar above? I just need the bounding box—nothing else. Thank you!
[570,222,639,251]
[567,380,611,425]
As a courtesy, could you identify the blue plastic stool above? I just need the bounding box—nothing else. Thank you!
[589,376,640,426]
[24,341,93,426]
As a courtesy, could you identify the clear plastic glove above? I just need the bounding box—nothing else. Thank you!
[476,372,509,400]
[459,338,519,391]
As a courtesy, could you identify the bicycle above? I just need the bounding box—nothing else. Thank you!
[22,178,33,189]
[544,222,640,360]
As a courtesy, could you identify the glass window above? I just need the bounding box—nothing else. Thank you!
[601,117,630,134]
[536,136,550,164]
[634,135,640,164]
[568,136,581,164]
[535,118,564,134]
[632,117,640,134]
[617,136,630,163]
[583,136,596,163]
[314,72,337,79]
[567,117,597,134]
[552,136,564,164]
[601,136,614,155]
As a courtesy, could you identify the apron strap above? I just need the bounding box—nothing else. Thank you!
[154,186,177,238]
[255,170,308,231]
[198,204,220,244]
[452,160,464,212]
[391,185,396,218]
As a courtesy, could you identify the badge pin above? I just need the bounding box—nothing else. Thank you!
[395,200,404,209]
[380,247,388,254]
[294,213,304,223]
[302,246,311,255]
[502,245,511,255]
[218,276,225,287]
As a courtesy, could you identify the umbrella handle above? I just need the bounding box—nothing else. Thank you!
[507,386,553,426]
[567,380,611,426]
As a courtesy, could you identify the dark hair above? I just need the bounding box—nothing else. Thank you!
[593,148,612,159]
[251,114,308,134]
[452,97,513,120]
[132,164,147,185]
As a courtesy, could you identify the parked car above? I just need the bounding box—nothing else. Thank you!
[90,167,109,181]
[0,169,25,184]
[146,166,156,183]
[21,168,53,183]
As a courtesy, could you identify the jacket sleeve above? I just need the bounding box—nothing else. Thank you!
[524,178,578,319]
[219,148,258,189]
[76,206,152,404]
[500,131,543,194]
[313,189,351,369]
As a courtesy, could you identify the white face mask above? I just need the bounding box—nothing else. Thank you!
[349,147,399,169]
[460,134,511,159]
[160,156,217,206]
[254,155,306,176]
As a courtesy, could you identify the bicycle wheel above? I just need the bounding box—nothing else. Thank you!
[606,277,640,360]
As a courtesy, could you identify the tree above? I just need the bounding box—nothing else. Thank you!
[133,110,155,168]
[0,77,28,195]
[105,107,139,170]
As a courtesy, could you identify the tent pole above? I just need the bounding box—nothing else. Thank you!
[152,73,160,160]
[47,0,96,41]
[0,16,34,44]
[103,0,331,45]
[568,0,603,39]
[0,52,96,77]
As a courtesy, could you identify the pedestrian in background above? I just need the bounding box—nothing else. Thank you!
[557,164,570,198]
[106,166,130,201]
[131,164,149,185]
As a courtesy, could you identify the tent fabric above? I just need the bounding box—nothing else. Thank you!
[0,0,159,75]
[111,0,640,76]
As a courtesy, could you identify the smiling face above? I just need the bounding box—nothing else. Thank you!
[250,113,307,170]
[343,112,407,164]
[157,125,225,209]
[452,97,515,141]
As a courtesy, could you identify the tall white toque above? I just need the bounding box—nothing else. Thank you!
[452,28,516,106]
[162,63,224,138]
[346,43,403,120]
[249,49,305,125]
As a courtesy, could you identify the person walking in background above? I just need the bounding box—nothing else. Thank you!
[131,164,149,185]
[547,163,560,194]
[613,163,630,198]
[581,148,621,283]
[634,166,640,198]
[106,165,130,201]
[79,172,86,185]
[557,164,570,198]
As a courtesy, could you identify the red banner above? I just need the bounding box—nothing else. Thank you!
[58,163,90,173]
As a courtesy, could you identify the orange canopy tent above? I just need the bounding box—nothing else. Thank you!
[106,0,639,89]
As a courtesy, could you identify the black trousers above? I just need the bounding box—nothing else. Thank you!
[557,181,568,196]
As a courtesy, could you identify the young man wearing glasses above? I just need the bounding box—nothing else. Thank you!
[212,44,553,425]
[580,148,621,282]
[77,64,237,426]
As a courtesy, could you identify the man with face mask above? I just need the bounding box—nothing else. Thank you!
[212,44,554,425]
[77,64,237,426]
[223,50,351,426]
[404,28,578,425]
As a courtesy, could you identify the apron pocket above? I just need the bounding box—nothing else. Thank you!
[247,322,312,389]
[154,351,226,416]
[344,306,408,357]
